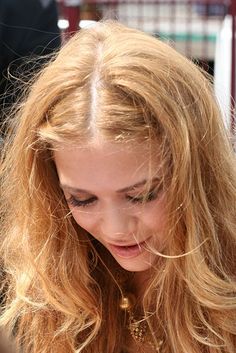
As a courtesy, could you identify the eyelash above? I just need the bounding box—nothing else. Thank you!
[126,190,158,203]
[67,196,97,208]
[66,189,160,209]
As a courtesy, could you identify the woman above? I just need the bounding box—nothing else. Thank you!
[0,21,235,353]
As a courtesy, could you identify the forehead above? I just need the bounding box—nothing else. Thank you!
[53,141,161,191]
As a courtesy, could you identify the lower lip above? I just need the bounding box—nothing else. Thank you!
[108,241,146,259]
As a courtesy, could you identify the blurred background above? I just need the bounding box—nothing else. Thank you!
[58,0,228,75]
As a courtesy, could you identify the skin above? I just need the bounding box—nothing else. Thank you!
[54,140,167,273]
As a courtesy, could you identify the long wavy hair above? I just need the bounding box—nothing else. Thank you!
[0,21,236,353]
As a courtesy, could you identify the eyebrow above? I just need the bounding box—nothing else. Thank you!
[60,177,160,194]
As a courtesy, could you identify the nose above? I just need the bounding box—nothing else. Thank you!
[100,206,137,242]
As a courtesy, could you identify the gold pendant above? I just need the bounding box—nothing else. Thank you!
[120,294,163,352]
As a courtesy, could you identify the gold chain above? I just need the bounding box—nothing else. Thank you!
[119,294,163,352]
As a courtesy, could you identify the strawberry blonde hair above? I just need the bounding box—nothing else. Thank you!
[0,21,236,353]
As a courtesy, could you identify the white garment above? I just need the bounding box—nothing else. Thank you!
[214,15,232,130]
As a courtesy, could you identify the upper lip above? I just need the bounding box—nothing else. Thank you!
[108,239,149,247]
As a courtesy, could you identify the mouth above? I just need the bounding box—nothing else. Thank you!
[108,239,148,259]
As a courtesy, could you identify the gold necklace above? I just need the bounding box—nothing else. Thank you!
[119,294,163,352]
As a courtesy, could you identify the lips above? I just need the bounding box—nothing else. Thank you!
[108,240,147,259]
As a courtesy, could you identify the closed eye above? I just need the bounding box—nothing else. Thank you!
[66,184,162,208]
[66,195,97,208]
[126,189,160,204]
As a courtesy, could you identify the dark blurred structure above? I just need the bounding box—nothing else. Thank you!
[195,2,228,16]
[0,0,61,133]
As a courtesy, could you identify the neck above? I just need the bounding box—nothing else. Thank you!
[131,270,152,301]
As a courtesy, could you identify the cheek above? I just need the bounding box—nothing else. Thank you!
[70,209,97,234]
[146,197,166,229]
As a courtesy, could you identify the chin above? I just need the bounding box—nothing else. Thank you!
[115,256,154,273]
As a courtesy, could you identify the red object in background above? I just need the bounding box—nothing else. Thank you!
[58,0,81,37]
[64,5,80,34]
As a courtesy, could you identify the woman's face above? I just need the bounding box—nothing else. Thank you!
[54,141,167,272]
